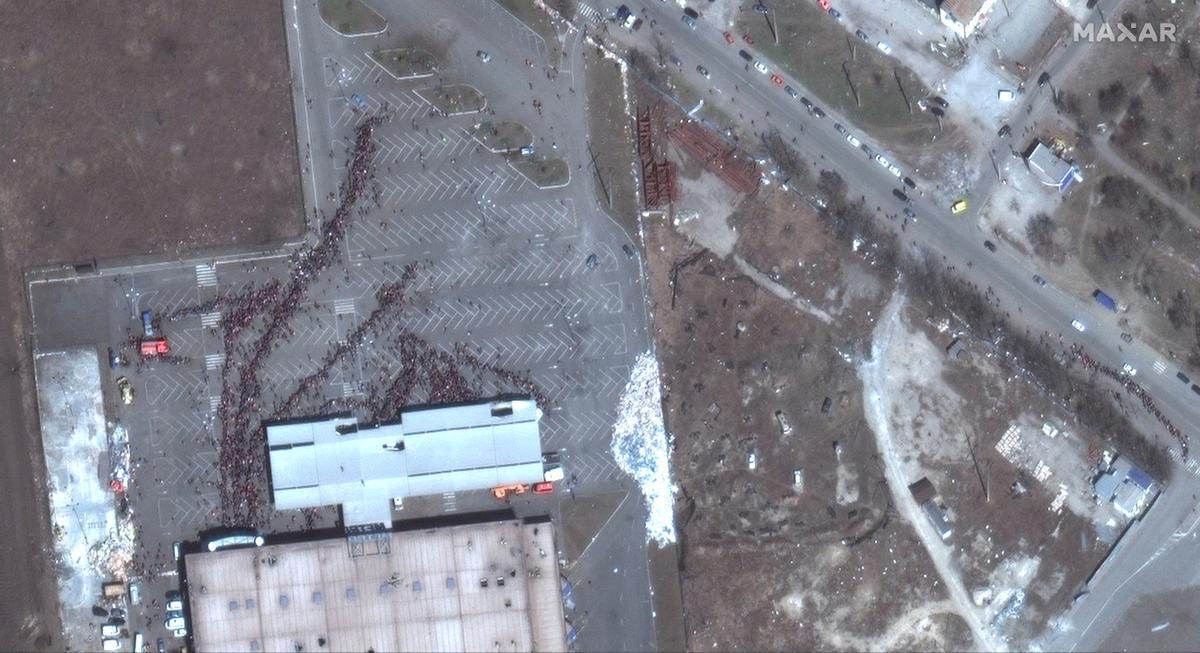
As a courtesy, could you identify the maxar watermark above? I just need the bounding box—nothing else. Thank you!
[1074,22,1176,43]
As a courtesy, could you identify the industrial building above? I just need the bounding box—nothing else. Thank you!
[184,519,566,653]
[266,398,545,530]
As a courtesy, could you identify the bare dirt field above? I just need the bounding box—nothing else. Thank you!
[645,178,973,649]
[583,50,641,237]
[0,2,302,647]
[867,300,1119,646]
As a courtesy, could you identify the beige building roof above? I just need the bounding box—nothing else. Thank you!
[185,520,566,652]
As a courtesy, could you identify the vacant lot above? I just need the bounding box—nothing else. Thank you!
[583,49,640,236]
[646,175,973,649]
[0,2,302,648]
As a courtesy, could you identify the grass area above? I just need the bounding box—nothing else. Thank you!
[471,120,533,152]
[583,51,640,234]
[512,157,570,188]
[415,84,485,115]
[368,47,436,79]
[494,0,562,68]
[736,3,939,146]
[317,0,387,36]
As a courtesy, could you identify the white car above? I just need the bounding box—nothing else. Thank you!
[1122,363,1138,377]
[166,599,183,612]
[998,88,1016,101]
[888,164,902,178]
[101,624,120,637]
[846,133,862,148]
[165,616,186,631]
[173,627,188,639]
[476,50,491,63]
[875,154,891,168]
[876,41,893,55]
[1071,320,1086,332]
[102,639,122,652]
[753,60,769,74]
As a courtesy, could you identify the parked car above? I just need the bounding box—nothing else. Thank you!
[1120,332,1133,343]
[903,207,916,220]
[697,64,709,78]
[845,133,861,148]
[165,616,185,631]
[669,55,683,69]
[785,85,798,98]
[998,88,1016,102]
[117,376,134,405]
[724,31,735,44]
[1178,371,1191,384]
[166,600,183,612]
[997,124,1012,138]
[682,14,697,28]
[1122,363,1138,376]
[738,49,753,62]
[828,8,843,21]
[1071,320,1086,332]
[902,176,916,189]
[101,624,120,637]
[1032,274,1046,287]
[1038,71,1051,86]
[984,240,997,252]
[951,198,968,214]
[931,95,949,109]
[833,122,846,134]
[811,105,826,118]
[875,154,891,169]
[876,41,893,55]
[753,60,769,74]
[683,7,699,19]
[928,105,945,117]
[102,639,122,652]
[887,164,902,178]
[476,50,491,63]
[892,189,909,202]
[855,29,869,41]
[860,143,874,158]
[770,74,784,86]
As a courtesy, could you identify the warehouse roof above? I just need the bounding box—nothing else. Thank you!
[266,399,545,528]
[185,520,566,653]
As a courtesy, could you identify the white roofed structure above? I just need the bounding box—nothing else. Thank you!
[266,398,545,528]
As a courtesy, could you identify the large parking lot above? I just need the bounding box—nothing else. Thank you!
[30,1,657,650]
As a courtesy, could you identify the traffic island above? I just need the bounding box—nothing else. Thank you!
[415,84,486,116]
[511,157,570,189]
[368,47,436,80]
[318,0,387,37]
[471,120,533,153]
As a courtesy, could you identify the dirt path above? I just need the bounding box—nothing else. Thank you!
[860,290,996,652]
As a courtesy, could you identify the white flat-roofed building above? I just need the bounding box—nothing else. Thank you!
[185,519,566,653]
[266,398,545,528]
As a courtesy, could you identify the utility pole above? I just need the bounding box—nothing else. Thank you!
[587,143,611,207]
[842,61,860,107]
[893,68,911,114]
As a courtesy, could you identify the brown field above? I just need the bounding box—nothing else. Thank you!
[0,1,302,648]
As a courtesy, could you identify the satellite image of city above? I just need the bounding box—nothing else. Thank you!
[1,0,1199,651]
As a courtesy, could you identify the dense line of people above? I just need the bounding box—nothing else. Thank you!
[1075,346,1188,459]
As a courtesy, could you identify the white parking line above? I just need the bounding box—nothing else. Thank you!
[1154,360,1168,375]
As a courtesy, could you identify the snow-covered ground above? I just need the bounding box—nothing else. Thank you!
[611,350,676,547]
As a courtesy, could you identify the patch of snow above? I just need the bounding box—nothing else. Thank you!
[611,351,676,547]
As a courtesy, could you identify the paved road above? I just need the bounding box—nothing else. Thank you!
[599,2,1200,650]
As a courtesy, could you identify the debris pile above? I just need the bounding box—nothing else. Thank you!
[611,351,675,546]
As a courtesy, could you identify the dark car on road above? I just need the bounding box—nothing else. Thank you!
[902,176,916,189]
[738,49,753,62]
[997,124,1011,138]
[811,105,826,118]
[1038,71,1052,85]
[903,207,916,219]
[834,122,846,135]
[984,240,997,252]
[785,85,798,98]
[683,7,699,19]
[892,189,909,202]
[1032,274,1046,286]
[855,29,869,41]
[682,14,697,28]
[931,95,949,109]
[1179,371,1192,385]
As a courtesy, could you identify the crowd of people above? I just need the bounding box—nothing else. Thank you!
[1074,346,1189,459]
